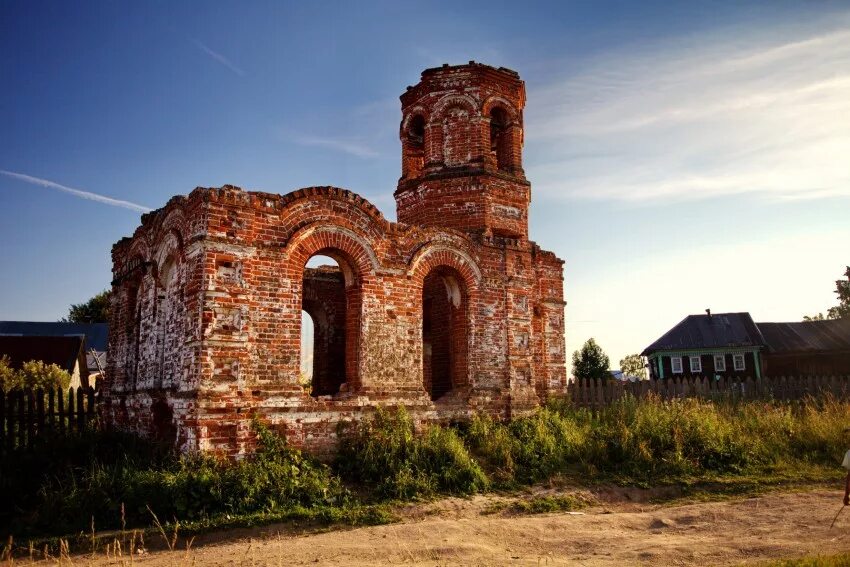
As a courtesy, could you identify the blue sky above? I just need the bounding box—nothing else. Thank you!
[2,1,849,372]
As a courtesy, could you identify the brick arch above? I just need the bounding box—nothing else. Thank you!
[401,106,430,137]
[147,229,185,391]
[152,208,188,252]
[408,244,481,288]
[482,95,520,124]
[482,96,523,173]
[425,94,482,167]
[401,107,429,179]
[283,223,379,394]
[283,224,379,287]
[277,187,390,236]
[151,230,183,285]
[127,238,152,265]
[429,94,479,125]
[273,199,391,255]
[409,245,480,401]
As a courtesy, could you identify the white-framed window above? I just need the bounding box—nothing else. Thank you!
[689,355,702,373]
[671,356,683,374]
[733,354,745,371]
[714,354,726,372]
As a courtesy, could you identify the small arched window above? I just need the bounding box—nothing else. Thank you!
[407,114,425,149]
[403,114,427,178]
[490,107,510,171]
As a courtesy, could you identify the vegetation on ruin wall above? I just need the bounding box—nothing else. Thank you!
[2,396,849,541]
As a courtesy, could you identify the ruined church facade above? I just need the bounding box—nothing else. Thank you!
[104,63,566,454]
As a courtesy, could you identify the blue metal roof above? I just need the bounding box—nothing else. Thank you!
[0,321,108,352]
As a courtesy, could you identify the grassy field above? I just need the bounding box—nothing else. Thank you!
[1,394,848,553]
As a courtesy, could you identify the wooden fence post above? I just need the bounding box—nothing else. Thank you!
[4,391,12,454]
[66,388,74,433]
[0,390,5,452]
[47,388,54,431]
[36,388,44,439]
[76,387,85,431]
[26,389,35,450]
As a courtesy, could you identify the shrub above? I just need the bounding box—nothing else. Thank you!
[0,355,18,391]
[336,406,488,499]
[2,420,351,536]
[0,358,71,392]
[18,360,71,390]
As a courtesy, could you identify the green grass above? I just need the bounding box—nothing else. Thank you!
[0,420,381,539]
[2,394,848,549]
[464,394,850,490]
[336,406,489,499]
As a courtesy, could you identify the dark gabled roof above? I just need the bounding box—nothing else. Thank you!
[0,321,108,352]
[0,335,85,374]
[642,312,765,356]
[756,319,850,354]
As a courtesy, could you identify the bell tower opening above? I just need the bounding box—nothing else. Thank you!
[490,107,510,172]
[395,62,531,240]
[402,114,426,179]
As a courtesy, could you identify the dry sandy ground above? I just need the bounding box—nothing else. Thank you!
[53,488,850,566]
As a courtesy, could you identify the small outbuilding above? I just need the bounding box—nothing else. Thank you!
[0,321,108,386]
[0,335,90,388]
[757,319,850,376]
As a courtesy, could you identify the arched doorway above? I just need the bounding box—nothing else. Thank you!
[422,266,469,401]
[301,254,359,396]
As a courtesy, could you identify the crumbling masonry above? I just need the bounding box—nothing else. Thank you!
[104,63,567,455]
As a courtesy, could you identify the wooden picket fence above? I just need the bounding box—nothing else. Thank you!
[0,386,96,453]
[568,375,850,409]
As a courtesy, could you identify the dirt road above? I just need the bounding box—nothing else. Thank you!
[80,488,850,566]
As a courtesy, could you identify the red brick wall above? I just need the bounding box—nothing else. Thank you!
[103,63,566,456]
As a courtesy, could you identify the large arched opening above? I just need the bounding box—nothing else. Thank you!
[421,265,469,401]
[301,253,360,396]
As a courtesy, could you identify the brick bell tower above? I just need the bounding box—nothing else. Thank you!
[395,62,529,240]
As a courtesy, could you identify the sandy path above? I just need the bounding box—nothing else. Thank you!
[78,489,850,566]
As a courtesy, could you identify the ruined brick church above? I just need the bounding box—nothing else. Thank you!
[104,62,566,454]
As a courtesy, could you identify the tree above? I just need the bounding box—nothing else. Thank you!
[619,354,648,380]
[61,290,111,323]
[0,356,71,391]
[572,338,611,381]
[803,266,849,321]
[828,266,850,319]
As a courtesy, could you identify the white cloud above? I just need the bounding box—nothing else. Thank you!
[193,39,245,76]
[293,135,381,158]
[0,169,151,212]
[526,17,850,202]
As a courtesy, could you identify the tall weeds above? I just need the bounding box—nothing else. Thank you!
[336,406,488,499]
[3,395,849,539]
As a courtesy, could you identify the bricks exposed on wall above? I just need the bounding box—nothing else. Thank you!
[103,62,567,456]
